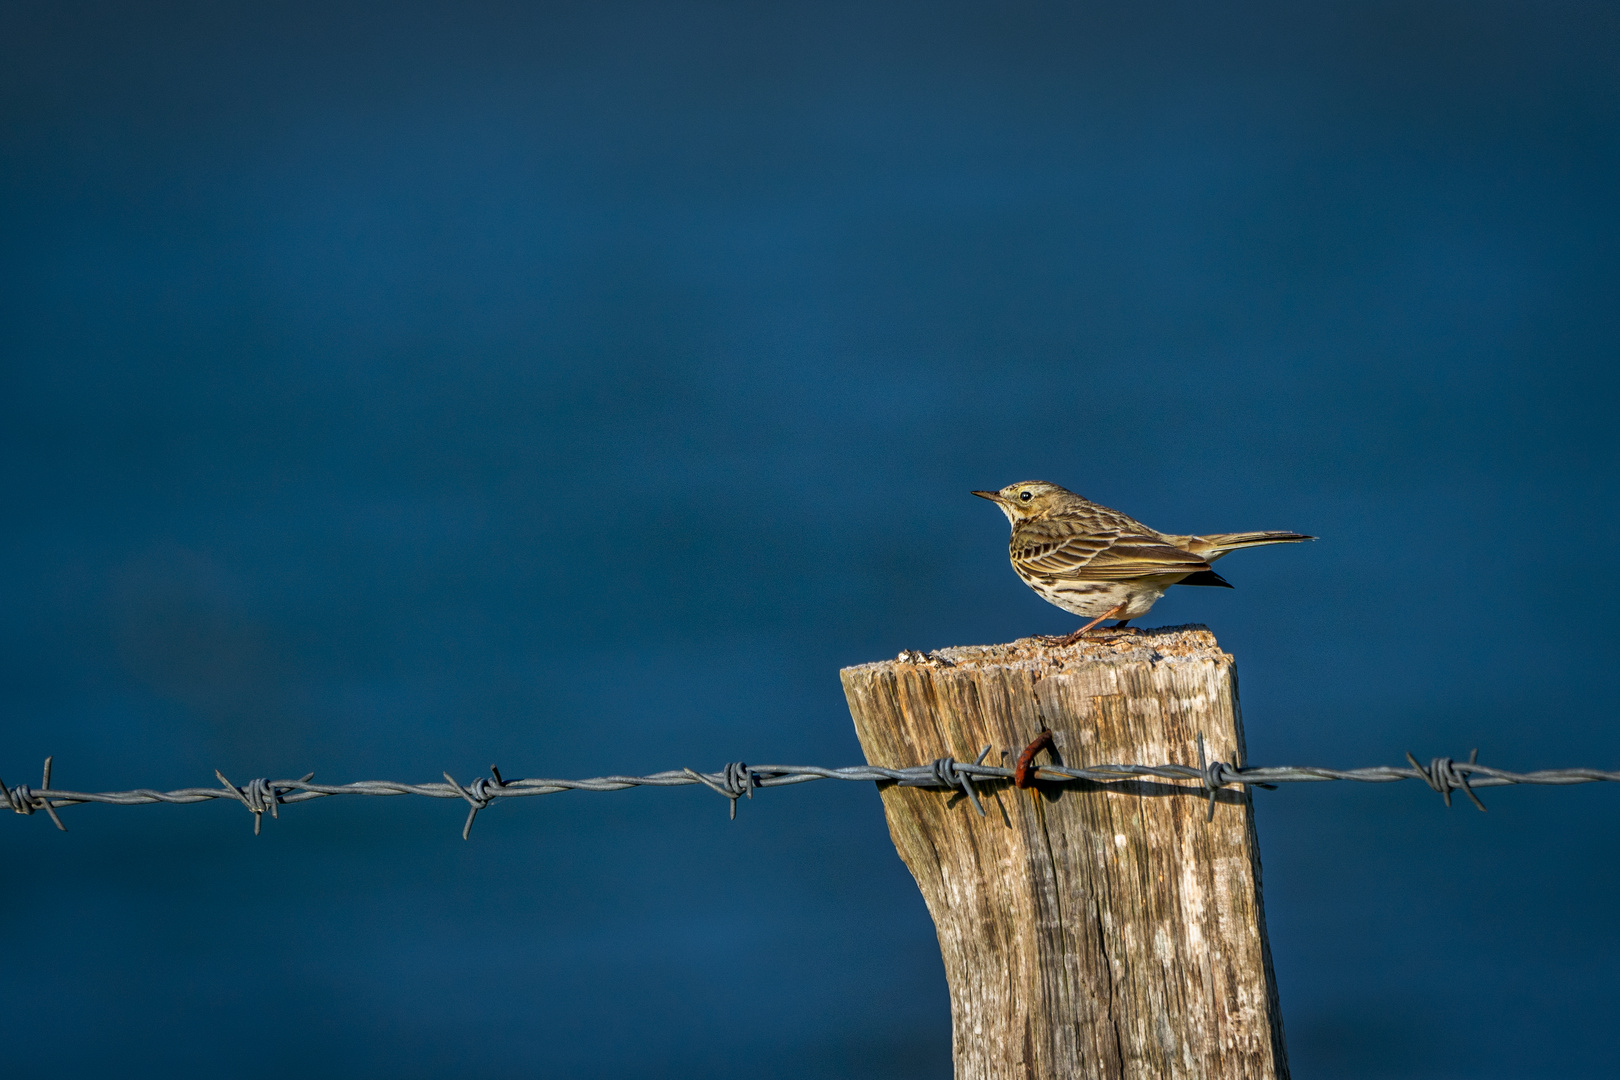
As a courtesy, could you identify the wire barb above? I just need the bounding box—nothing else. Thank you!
[444,767,509,839]
[1196,734,1223,821]
[1405,749,1487,812]
[0,757,68,831]
[904,746,993,816]
[216,772,270,835]
[683,763,756,820]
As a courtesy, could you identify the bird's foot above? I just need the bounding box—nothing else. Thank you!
[1038,605,1128,646]
[1037,629,1092,647]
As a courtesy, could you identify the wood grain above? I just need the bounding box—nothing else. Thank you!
[840,625,1287,1080]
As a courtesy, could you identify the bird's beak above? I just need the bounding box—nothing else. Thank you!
[970,490,1002,503]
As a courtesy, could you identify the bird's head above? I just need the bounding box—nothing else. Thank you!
[970,481,1076,525]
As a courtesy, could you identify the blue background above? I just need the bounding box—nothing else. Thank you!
[4,2,1618,1075]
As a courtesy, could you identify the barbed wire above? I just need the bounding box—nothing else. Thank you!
[6,738,1619,838]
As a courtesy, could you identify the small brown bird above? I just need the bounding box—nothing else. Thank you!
[972,481,1314,644]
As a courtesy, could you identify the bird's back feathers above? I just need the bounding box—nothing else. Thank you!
[1010,507,1212,582]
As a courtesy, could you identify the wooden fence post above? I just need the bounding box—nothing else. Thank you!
[840,625,1288,1080]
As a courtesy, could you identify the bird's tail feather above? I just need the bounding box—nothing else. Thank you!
[1177,569,1235,588]
[1182,531,1315,559]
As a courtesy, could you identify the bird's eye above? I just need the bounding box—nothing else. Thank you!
[1019,490,1032,502]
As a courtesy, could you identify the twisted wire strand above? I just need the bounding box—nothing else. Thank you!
[5,748,1620,838]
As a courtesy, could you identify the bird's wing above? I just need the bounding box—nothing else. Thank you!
[1012,514,1210,581]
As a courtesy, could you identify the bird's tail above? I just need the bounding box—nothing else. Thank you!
[1177,531,1316,560]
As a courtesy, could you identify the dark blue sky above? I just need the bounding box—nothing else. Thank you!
[4,2,1618,1076]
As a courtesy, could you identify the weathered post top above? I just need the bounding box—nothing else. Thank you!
[840,625,1287,1080]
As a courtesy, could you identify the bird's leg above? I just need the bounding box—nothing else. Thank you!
[1042,604,1126,646]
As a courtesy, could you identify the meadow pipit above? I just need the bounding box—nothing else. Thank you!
[972,481,1313,644]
